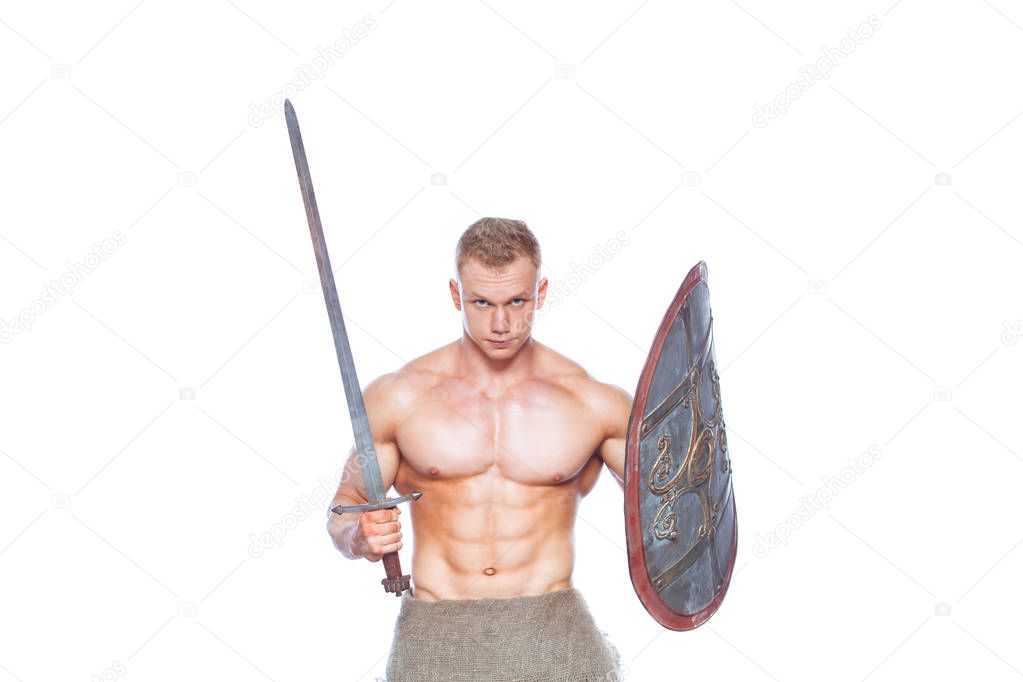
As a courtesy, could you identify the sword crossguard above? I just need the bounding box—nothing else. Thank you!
[330,491,422,516]
[330,491,423,597]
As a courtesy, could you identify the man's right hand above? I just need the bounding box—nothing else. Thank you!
[353,507,402,562]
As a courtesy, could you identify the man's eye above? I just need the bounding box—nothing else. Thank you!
[473,300,489,307]
[511,299,525,305]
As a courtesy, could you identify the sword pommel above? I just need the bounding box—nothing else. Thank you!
[382,553,411,596]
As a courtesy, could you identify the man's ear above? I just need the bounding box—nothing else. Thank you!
[449,278,462,311]
[536,276,548,309]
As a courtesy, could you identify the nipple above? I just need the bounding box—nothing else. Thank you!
[483,567,497,576]
[428,467,439,476]
[552,472,563,482]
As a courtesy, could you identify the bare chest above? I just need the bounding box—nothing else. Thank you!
[395,382,602,485]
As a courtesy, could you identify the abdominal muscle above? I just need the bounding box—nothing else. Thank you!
[395,468,583,602]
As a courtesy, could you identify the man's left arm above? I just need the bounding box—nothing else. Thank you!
[597,384,633,491]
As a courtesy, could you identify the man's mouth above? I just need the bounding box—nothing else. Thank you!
[489,338,513,346]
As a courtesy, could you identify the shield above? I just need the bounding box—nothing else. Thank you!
[625,261,737,630]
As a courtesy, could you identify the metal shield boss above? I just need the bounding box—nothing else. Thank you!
[625,261,737,630]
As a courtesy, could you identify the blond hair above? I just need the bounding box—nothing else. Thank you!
[454,217,541,277]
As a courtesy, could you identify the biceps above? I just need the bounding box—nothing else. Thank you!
[335,439,401,503]
[600,436,626,481]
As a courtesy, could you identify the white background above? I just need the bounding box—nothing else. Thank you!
[2,1,1022,680]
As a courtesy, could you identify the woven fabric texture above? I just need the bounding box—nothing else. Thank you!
[384,587,622,681]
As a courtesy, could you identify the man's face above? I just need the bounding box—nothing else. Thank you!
[449,255,548,358]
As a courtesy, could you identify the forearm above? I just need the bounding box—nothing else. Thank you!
[327,496,366,559]
[328,514,364,559]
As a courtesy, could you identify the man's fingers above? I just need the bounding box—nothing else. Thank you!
[363,507,400,523]
[356,506,403,561]
[368,539,402,556]
[363,509,387,523]
[361,517,401,534]
[373,532,402,546]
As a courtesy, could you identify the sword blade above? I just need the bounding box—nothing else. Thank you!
[284,99,387,504]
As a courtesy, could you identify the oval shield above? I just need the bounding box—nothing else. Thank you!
[625,261,737,630]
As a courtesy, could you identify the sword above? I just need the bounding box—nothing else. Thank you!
[284,98,422,597]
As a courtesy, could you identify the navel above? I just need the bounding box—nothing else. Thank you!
[483,567,497,576]
[428,466,439,476]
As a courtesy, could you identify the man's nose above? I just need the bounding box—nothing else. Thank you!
[491,306,511,333]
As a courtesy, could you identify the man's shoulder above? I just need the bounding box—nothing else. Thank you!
[536,343,632,412]
[366,344,453,404]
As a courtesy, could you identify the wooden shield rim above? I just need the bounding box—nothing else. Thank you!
[625,260,738,631]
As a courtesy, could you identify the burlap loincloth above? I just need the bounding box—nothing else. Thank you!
[384,587,623,681]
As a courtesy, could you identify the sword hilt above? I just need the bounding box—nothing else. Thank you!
[331,491,422,597]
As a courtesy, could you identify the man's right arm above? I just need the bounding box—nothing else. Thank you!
[326,371,407,561]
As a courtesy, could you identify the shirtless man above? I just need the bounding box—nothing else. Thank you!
[327,217,632,681]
